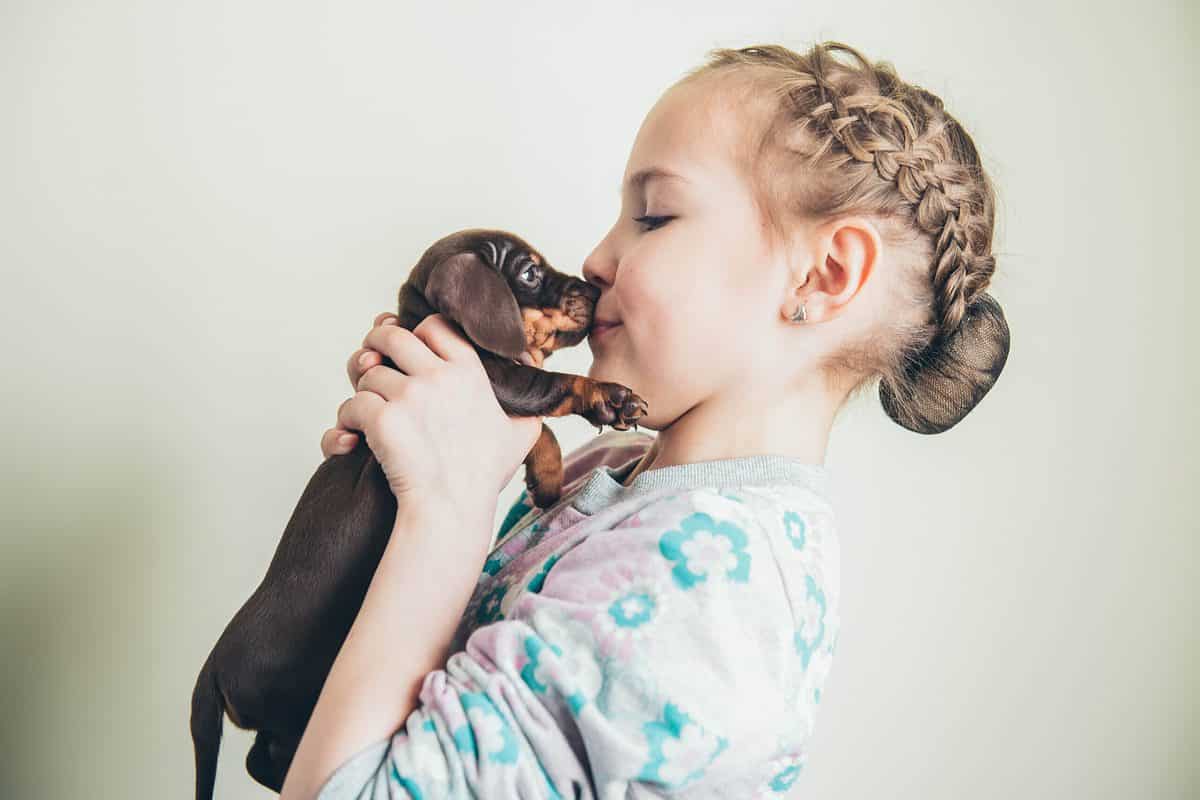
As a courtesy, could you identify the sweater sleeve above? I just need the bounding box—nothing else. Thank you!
[315,488,833,799]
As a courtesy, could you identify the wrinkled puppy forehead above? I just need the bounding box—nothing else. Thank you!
[430,227,599,314]
[435,227,549,275]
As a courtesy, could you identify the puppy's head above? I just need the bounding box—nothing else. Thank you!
[406,228,601,367]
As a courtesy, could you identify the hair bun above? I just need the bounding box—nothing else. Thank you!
[878,292,1011,434]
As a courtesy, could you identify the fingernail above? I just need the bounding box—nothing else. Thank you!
[338,433,356,447]
[358,351,372,368]
[381,317,399,326]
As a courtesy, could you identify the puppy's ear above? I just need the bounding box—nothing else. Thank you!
[424,251,528,360]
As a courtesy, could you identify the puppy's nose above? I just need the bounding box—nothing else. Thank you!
[569,281,601,303]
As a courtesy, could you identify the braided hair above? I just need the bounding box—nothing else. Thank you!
[680,42,1011,434]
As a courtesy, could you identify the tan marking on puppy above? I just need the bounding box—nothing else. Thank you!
[549,376,589,416]
[520,306,587,366]
[541,306,587,333]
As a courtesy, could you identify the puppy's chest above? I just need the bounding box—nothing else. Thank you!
[448,504,590,652]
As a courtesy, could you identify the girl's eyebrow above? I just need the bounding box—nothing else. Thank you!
[617,166,689,197]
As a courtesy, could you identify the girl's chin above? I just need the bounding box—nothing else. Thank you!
[586,360,623,384]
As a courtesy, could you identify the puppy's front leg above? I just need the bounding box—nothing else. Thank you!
[477,349,648,430]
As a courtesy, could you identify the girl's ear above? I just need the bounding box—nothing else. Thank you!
[422,251,529,361]
[791,217,882,322]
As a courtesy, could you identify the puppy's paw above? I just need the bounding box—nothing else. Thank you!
[581,382,648,431]
[524,470,562,509]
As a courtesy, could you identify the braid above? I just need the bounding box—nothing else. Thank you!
[682,42,1011,434]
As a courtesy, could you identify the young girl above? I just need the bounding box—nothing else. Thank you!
[283,41,1010,799]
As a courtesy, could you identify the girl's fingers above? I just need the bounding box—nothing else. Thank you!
[346,314,399,388]
[347,347,383,389]
[336,391,387,440]
[321,427,359,459]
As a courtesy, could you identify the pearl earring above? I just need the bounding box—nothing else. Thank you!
[788,302,807,323]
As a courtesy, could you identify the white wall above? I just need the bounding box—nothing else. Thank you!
[1,1,1195,797]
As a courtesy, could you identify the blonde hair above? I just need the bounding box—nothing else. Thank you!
[680,42,1011,434]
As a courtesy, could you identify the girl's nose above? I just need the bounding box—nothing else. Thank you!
[582,257,613,290]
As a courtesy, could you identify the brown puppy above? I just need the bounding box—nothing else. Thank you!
[190,229,647,799]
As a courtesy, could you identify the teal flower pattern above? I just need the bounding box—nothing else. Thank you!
[792,574,827,669]
[327,471,841,800]
[782,510,807,550]
[495,490,531,542]
[387,760,425,799]
[475,582,508,626]
[754,750,807,798]
[518,609,601,717]
[481,551,504,577]
[525,553,561,593]
[658,511,752,589]
[452,692,521,764]
[637,702,729,789]
[527,521,548,548]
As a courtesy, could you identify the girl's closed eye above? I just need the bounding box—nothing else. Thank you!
[634,215,673,232]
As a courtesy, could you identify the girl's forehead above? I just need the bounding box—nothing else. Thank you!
[629,82,750,191]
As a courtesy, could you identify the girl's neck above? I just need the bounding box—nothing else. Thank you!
[622,379,837,486]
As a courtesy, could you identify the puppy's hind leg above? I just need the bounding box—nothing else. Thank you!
[246,729,293,793]
[523,423,563,508]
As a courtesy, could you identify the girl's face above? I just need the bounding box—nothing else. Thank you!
[582,75,793,430]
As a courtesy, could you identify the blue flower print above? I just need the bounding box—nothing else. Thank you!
[481,552,504,576]
[637,702,729,789]
[475,582,508,626]
[513,614,597,719]
[716,489,745,504]
[659,512,752,590]
[792,574,827,669]
[761,751,806,796]
[387,760,425,799]
[519,634,564,695]
[495,491,532,542]
[452,692,521,765]
[768,762,801,793]
[525,553,561,593]
[608,589,655,628]
[483,519,547,578]
[782,511,807,550]
[536,757,566,800]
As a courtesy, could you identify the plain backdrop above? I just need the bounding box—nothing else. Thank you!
[1,1,1195,798]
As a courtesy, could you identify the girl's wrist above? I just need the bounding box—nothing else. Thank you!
[389,491,496,555]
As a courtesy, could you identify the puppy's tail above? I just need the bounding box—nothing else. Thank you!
[190,654,223,800]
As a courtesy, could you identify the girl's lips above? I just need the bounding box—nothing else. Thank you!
[589,322,621,342]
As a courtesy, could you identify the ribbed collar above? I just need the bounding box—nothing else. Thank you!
[569,450,830,515]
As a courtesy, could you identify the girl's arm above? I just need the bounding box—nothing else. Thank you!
[280,494,495,800]
[281,310,539,797]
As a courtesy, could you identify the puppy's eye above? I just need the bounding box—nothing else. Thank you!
[518,263,543,288]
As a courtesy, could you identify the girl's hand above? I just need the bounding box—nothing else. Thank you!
[321,311,399,458]
[322,312,543,508]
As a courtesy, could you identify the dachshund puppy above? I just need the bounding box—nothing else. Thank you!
[190,228,647,800]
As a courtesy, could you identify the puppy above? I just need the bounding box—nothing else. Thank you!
[190,229,647,799]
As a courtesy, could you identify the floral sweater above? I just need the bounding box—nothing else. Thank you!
[316,429,841,799]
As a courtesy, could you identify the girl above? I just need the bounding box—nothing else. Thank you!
[281,41,1010,799]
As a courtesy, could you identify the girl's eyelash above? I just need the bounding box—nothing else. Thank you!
[633,215,672,232]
